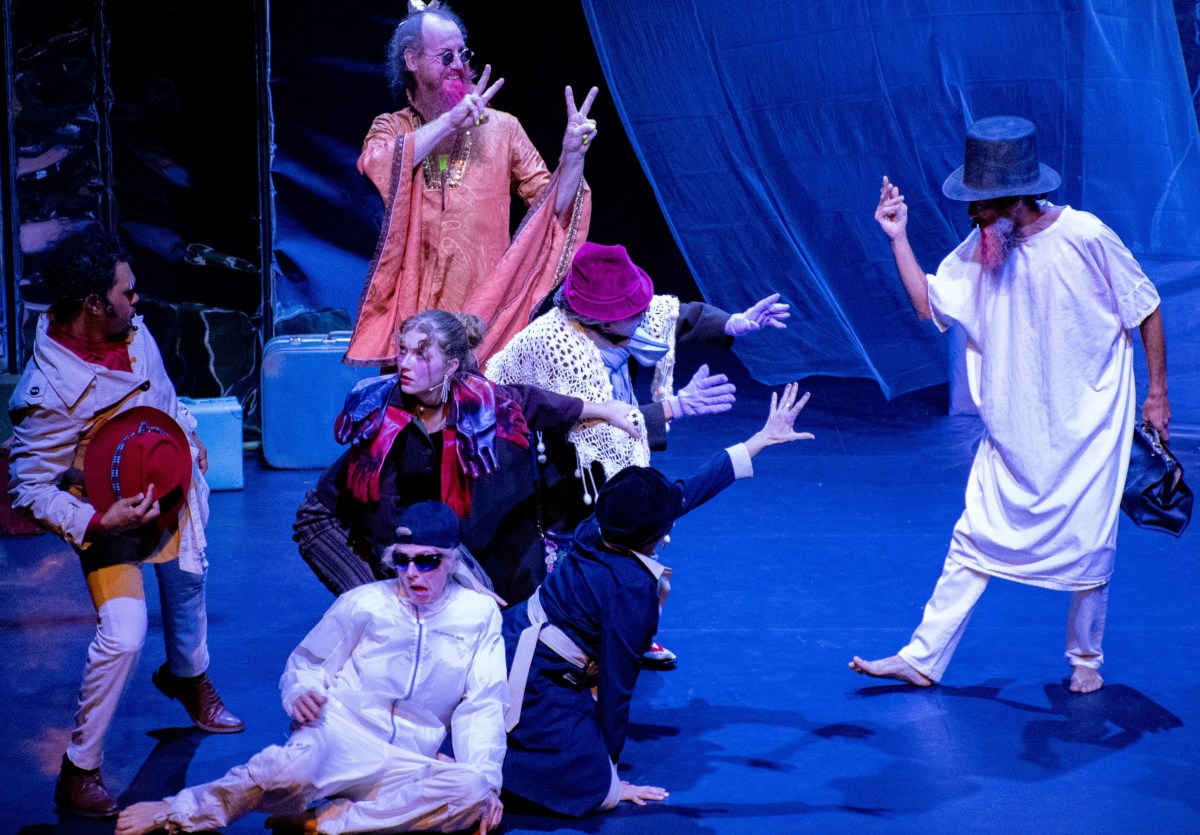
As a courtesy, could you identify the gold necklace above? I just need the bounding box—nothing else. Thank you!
[412,110,472,192]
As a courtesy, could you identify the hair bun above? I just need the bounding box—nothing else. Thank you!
[455,313,486,349]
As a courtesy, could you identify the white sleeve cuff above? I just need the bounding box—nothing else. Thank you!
[726,443,753,479]
[926,274,951,333]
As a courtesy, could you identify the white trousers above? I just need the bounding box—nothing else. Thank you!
[163,707,492,834]
[70,558,209,770]
[897,555,1109,682]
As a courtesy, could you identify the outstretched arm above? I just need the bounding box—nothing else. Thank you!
[1138,306,1171,440]
[663,364,737,420]
[555,85,598,216]
[743,383,815,458]
[724,293,791,337]
[672,383,815,516]
[875,176,932,321]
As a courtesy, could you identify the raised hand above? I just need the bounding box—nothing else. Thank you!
[669,364,736,417]
[725,292,791,336]
[744,383,815,456]
[562,85,599,156]
[447,64,505,130]
[875,175,908,240]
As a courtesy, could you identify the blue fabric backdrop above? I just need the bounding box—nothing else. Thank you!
[581,0,1200,425]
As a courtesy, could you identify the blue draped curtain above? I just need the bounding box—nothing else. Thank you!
[582,0,1200,426]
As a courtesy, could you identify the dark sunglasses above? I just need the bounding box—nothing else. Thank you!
[430,47,474,67]
[396,553,444,572]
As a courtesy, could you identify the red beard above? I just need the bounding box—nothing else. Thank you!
[442,76,470,110]
[977,217,1018,273]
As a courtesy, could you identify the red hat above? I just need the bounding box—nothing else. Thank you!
[83,406,192,522]
[563,242,654,322]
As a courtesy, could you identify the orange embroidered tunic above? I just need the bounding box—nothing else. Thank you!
[346,107,591,365]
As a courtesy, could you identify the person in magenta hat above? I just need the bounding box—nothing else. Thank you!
[487,241,790,666]
[851,116,1171,694]
[119,501,508,835]
[7,226,243,820]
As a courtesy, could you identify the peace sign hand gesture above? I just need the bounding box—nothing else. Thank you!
[447,64,505,130]
[562,85,599,156]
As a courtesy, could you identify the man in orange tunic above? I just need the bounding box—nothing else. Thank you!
[346,2,597,365]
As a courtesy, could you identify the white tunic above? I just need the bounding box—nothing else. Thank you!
[927,207,1160,590]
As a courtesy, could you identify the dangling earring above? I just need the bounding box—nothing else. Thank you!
[439,374,452,404]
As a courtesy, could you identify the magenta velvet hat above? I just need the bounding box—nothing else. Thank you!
[562,242,654,322]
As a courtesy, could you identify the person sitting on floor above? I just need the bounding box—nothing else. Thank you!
[501,383,814,817]
[117,501,508,835]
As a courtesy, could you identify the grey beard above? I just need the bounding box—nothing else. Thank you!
[978,216,1019,273]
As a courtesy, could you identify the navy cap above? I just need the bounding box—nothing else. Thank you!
[395,501,461,549]
[595,466,683,550]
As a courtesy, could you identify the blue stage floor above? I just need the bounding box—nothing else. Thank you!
[2,365,1197,834]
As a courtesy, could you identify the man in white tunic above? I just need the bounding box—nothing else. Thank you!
[117,502,508,834]
[850,116,1171,694]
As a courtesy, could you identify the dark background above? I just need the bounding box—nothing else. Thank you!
[268,0,697,333]
[6,1,1200,401]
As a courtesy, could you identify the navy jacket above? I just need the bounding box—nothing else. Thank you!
[502,446,741,816]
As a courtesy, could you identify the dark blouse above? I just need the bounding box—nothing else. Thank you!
[313,380,585,602]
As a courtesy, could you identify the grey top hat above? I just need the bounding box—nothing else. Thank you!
[942,116,1061,202]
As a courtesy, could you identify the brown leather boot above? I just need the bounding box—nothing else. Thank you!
[55,754,119,819]
[152,663,245,733]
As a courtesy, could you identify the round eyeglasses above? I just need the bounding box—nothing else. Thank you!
[427,47,474,67]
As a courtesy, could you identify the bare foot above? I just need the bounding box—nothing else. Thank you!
[116,801,170,835]
[1069,666,1103,693]
[849,655,934,686]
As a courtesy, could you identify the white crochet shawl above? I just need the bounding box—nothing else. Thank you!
[486,295,681,497]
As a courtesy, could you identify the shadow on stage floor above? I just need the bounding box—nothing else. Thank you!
[3,357,1197,833]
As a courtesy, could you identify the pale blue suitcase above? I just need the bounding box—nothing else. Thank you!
[178,396,244,490]
[261,332,379,469]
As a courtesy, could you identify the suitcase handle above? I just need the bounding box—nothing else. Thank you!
[281,331,353,346]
